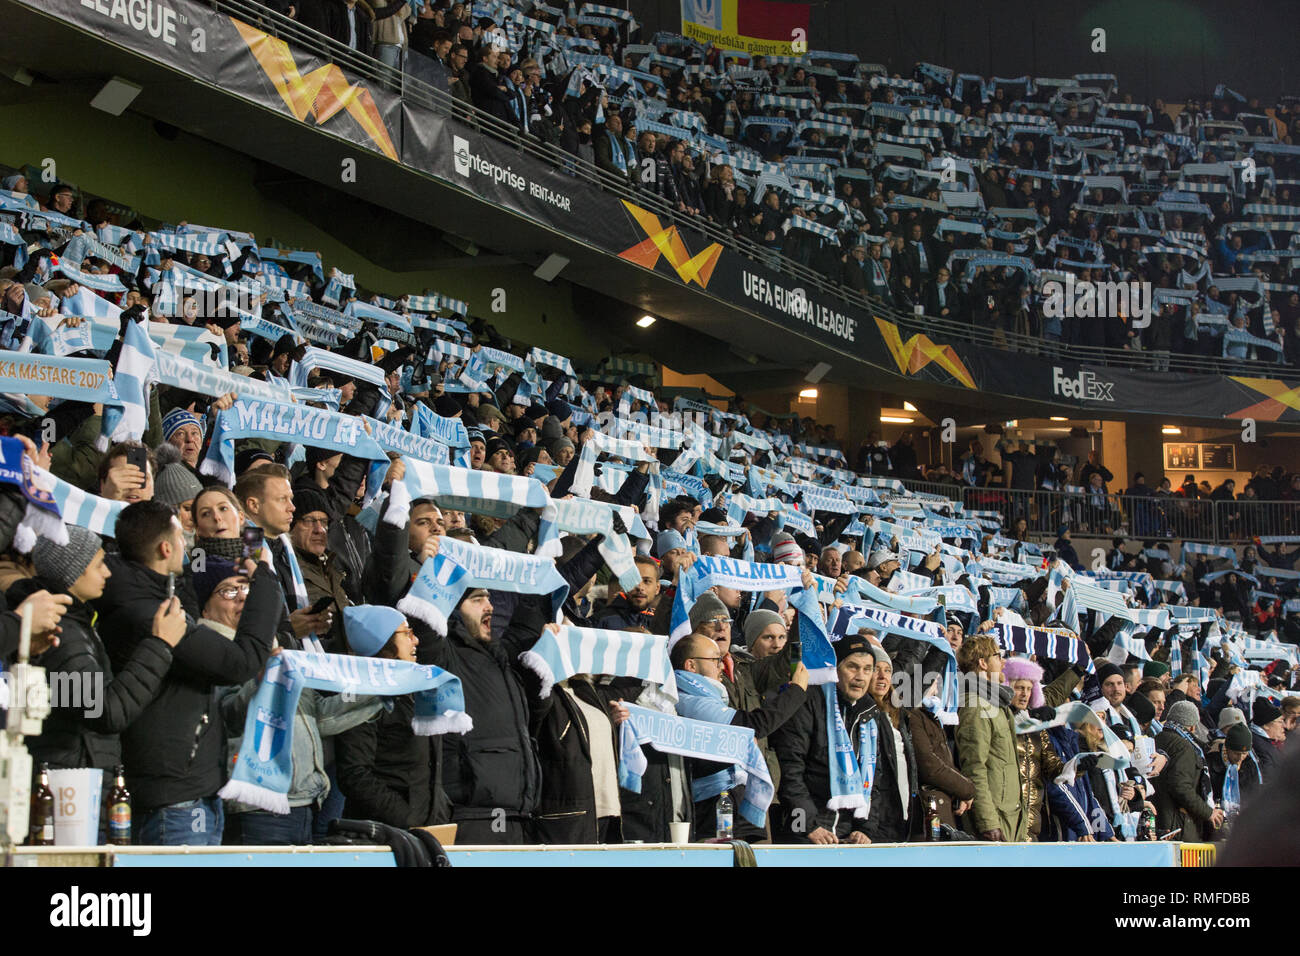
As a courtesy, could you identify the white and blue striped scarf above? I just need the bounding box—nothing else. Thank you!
[519,625,674,700]
[838,604,958,722]
[618,698,773,829]
[200,397,388,484]
[824,682,876,819]
[31,465,124,539]
[292,346,386,388]
[537,496,640,591]
[997,623,1092,673]
[98,319,156,451]
[219,649,470,815]
[398,542,569,637]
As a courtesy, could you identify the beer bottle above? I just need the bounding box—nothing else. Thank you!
[29,763,55,846]
[107,766,131,846]
[926,796,942,842]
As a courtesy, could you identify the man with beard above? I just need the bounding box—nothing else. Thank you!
[595,555,660,631]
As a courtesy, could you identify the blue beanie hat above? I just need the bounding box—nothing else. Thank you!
[656,529,688,558]
[162,407,206,442]
[345,604,408,657]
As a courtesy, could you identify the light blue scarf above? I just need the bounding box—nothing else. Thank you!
[398,541,569,636]
[218,649,470,814]
[519,625,675,700]
[618,701,773,828]
[199,397,389,484]
[824,683,875,818]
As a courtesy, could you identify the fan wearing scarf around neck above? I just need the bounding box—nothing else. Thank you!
[1206,722,1262,829]
[670,630,808,842]
[769,632,889,845]
[1152,699,1223,843]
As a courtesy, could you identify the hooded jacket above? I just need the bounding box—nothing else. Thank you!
[11,577,173,773]
[95,557,280,812]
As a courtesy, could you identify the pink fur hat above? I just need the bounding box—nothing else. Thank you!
[1002,658,1044,708]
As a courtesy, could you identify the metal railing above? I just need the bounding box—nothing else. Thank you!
[892,477,1300,544]
[175,2,1291,381]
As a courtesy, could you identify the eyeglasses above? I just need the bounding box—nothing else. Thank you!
[690,656,724,663]
[299,516,330,529]
[217,584,251,600]
[705,618,731,629]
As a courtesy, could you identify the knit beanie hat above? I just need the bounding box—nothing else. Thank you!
[742,609,785,646]
[291,487,332,524]
[345,604,407,657]
[193,556,239,610]
[688,591,730,631]
[161,408,206,442]
[1124,692,1156,725]
[655,529,687,558]
[772,532,803,566]
[1217,706,1247,731]
[1166,699,1201,730]
[155,463,204,509]
[1252,697,1283,727]
[1225,723,1254,751]
[1142,659,1170,678]
[32,525,102,591]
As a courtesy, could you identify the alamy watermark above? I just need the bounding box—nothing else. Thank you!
[1042,274,1152,328]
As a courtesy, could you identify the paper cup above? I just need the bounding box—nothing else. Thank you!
[669,821,692,845]
[49,768,103,846]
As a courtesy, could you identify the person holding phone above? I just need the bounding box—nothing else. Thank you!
[95,500,280,845]
[288,488,348,651]
[98,442,155,506]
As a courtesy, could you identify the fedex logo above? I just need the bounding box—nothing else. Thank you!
[1052,366,1114,402]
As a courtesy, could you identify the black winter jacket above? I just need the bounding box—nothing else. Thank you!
[95,558,280,811]
[336,694,432,828]
[12,578,172,772]
[429,600,547,825]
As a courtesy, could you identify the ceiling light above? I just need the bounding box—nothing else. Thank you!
[903,401,917,412]
[1162,426,1181,435]
[881,415,914,424]
[636,315,656,328]
[1005,420,1018,428]
[798,388,818,399]
[1050,416,1067,422]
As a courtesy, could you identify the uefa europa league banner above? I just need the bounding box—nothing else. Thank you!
[21,0,1300,422]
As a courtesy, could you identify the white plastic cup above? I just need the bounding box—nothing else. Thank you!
[49,768,103,846]
[669,821,692,845]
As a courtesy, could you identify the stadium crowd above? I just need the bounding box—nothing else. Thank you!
[0,160,1297,850]
[240,0,1300,368]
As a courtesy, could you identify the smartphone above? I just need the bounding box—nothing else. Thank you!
[125,446,148,473]
[308,595,334,615]
[241,525,265,563]
[166,573,175,602]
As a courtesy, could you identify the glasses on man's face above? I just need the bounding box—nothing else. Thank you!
[300,516,330,529]
[705,618,731,630]
[218,584,251,600]
[690,656,723,664]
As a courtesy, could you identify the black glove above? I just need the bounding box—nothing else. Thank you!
[1075,753,1102,772]
[610,511,628,536]
[1027,706,1057,722]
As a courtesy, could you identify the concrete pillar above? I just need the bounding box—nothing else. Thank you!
[1099,420,1128,492]
[1123,421,1165,493]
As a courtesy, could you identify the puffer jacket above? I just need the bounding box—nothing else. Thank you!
[95,558,280,811]
[336,694,432,827]
[11,576,172,772]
